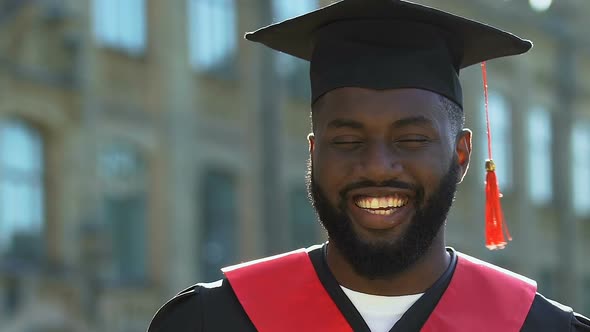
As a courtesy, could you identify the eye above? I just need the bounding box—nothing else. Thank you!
[333,140,363,145]
[395,136,431,148]
[330,136,364,150]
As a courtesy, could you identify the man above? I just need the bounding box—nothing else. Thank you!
[148,0,590,331]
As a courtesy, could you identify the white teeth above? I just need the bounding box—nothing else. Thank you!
[355,195,408,209]
[367,209,395,215]
[370,198,379,209]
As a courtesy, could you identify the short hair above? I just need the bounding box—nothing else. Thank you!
[438,94,465,138]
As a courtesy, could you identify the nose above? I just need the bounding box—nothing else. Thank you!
[358,141,403,182]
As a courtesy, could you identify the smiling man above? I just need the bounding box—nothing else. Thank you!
[148,1,590,331]
[309,88,464,292]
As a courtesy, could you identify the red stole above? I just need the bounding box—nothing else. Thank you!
[421,252,537,331]
[222,249,352,331]
[223,249,537,332]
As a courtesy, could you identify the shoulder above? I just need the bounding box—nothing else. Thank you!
[573,311,590,331]
[456,252,590,330]
[148,279,253,332]
[522,293,590,331]
[147,281,222,332]
[454,251,536,286]
[148,247,324,331]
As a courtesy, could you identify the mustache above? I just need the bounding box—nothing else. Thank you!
[338,179,416,199]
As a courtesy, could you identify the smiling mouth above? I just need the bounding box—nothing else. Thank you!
[354,194,409,215]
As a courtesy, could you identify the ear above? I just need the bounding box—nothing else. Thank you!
[455,129,472,183]
[308,133,315,154]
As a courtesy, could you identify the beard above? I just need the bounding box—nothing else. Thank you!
[307,159,460,280]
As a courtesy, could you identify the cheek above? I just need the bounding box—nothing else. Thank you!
[312,149,354,199]
[405,151,451,189]
[417,159,454,195]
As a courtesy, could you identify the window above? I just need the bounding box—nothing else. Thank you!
[0,120,44,261]
[528,107,552,205]
[200,170,237,281]
[103,195,147,282]
[92,0,147,55]
[289,187,318,249]
[572,122,590,216]
[271,0,318,21]
[99,143,147,282]
[272,0,317,99]
[188,0,237,74]
[482,92,512,190]
[271,0,318,76]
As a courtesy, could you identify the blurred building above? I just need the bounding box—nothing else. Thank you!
[0,0,588,331]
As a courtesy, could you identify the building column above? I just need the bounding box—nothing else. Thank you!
[150,0,199,293]
[552,35,579,307]
[257,0,289,255]
[511,56,535,277]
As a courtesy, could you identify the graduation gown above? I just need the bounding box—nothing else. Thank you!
[148,244,590,331]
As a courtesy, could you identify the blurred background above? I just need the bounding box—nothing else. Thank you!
[0,0,588,331]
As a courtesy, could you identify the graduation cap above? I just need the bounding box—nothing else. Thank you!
[245,0,533,249]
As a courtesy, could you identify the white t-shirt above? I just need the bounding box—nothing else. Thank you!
[341,286,423,332]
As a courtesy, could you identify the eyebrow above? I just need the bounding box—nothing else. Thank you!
[326,115,435,130]
[392,115,435,130]
[326,119,364,129]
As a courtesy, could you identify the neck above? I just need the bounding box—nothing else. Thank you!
[326,233,450,296]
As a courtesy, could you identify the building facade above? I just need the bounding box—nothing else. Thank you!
[0,0,588,331]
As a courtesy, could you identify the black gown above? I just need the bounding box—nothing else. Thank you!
[148,245,590,331]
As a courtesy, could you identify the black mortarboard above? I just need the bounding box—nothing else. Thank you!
[245,0,532,108]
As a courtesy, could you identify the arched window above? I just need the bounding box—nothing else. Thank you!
[0,120,44,261]
[99,142,147,283]
[200,169,237,281]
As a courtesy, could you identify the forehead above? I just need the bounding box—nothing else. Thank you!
[314,87,447,127]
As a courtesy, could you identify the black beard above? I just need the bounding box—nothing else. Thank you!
[307,160,460,280]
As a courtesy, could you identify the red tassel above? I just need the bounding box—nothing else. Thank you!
[485,160,511,250]
[481,62,511,250]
